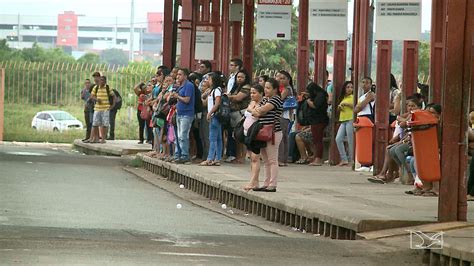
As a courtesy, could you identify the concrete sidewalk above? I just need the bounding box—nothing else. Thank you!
[73,139,152,156]
[138,154,474,232]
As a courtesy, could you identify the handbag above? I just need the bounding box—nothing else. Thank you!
[140,104,152,120]
[283,96,297,110]
[255,124,274,144]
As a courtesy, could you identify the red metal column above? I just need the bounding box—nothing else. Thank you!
[373,40,392,175]
[313,41,327,88]
[242,0,254,74]
[357,0,370,87]
[201,0,211,22]
[429,0,447,104]
[402,41,419,98]
[180,0,198,69]
[468,0,474,111]
[220,0,231,74]
[162,0,174,68]
[296,0,309,93]
[329,40,347,165]
[351,0,361,88]
[211,0,221,70]
[231,0,242,59]
[438,0,470,222]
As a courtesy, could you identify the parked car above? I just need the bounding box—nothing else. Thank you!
[32,111,83,132]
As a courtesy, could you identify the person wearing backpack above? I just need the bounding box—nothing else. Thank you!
[225,69,251,163]
[87,76,116,144]
[199,72,224,166]
[107,88,121,140]
[188,72,204,161]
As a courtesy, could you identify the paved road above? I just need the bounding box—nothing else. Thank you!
[0,144,420,265]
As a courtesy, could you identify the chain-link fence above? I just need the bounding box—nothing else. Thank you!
[0,61,155,142]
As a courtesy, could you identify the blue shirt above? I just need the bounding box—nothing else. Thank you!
[152,85,161,98]
[176,80,195,117]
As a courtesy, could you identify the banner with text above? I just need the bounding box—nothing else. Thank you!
[375,0,421,40]
[256,0,292,40]
[195,26,215,60]
[308,0,348,40]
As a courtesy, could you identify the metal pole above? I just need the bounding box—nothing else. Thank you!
[220,0,231,75]
[163,0,174,68]
[438,0,469,222]
[0,68,4,141]
[180,0,198,69]
[211,0,222,70]
[296,0,309,93]
[329,40,347,165]
[402,40,419,112]
[231,0,242,59]
[129,0,135,62]
[313,40,327,88]
[373,40,392,175]
[429,0,447,104]
[242,0,254,74]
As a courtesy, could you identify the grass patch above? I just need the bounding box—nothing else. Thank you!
[128,157,144,168]
[4,103,140,143]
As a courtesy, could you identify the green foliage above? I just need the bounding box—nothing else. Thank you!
[100,48,129,66]
[253,7,299,71]
[77,52,101,65]
[418,41,430,79]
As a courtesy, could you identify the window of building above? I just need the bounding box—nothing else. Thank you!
[116,39,127,45]
[0,24,14,30]
[79,26,113,32]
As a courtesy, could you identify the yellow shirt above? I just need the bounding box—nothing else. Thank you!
[91,85,114,111]
[339,95,354,122]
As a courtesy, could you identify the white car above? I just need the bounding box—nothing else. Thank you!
[32,111,83,132]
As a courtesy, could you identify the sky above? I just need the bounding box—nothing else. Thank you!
[0,0,432,32]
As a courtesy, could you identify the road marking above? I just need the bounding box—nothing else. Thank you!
[6,152,47,156]
[157,252,243,259]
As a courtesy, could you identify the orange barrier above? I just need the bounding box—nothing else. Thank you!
[354,116,374,165]
[408,110,440,182]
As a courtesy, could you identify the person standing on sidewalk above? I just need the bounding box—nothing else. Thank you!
[84,72,101,143]
[89,76,116,144]
[170,68,195,164]
[224,58,243,162]
[335,81,354,166]
[80,79,93,141]
[303,82,329,166]
[277,70,295,167]
[252,78,283,192]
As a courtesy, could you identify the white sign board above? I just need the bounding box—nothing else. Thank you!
[308,0,348,40]
[375,0,422,40]
[195,26,215,60]
[256,0,292,40]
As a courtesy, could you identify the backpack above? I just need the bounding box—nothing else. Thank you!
[111,89,122,110]
[213,88,231,127]
[296,100,310,126]
[194,85,203,114]
[94,85,121,110]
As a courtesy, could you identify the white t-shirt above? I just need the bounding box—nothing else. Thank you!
[208,87,222,113]
[226,73,236,94]
[357,91,375,117]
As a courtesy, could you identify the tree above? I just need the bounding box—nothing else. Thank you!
[77,52,101,65]
[418,41,430,81]
[100,48,128,66]
[253,7,299,72]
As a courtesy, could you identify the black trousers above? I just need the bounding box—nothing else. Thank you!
[468,157,474,196]
[192,116,203,159]
[108,109,117,139]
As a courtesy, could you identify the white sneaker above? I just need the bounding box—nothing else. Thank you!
[355,166,371,172]
[225,156,236,163]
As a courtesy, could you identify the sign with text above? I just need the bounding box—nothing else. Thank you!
[195,26,215,60]
[308,0,348,40]
[256,0,292,40]
[375,0,421,40]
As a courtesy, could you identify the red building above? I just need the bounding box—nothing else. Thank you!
[57,11,78,47]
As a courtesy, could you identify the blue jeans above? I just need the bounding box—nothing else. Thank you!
[335,120,354,161]
[174,115,194,160]
[207,117,223,161]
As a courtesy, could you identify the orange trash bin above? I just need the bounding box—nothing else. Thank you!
[354,116,374,165]
[407,110,440,182]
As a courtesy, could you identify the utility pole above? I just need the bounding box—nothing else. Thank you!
[129,0,135,61]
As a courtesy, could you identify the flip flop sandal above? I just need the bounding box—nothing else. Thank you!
[199,160,213,166]
[367,177,386,184]
[421,191,438,197]
[213,161,221,166]
[295,159,307,164]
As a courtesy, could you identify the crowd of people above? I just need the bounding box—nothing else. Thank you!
[80,60,473,198]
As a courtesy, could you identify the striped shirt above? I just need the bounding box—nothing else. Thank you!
[258,95,283,132]
[91,85,114,111]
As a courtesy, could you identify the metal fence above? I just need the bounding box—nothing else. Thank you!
[0,61,155,142]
